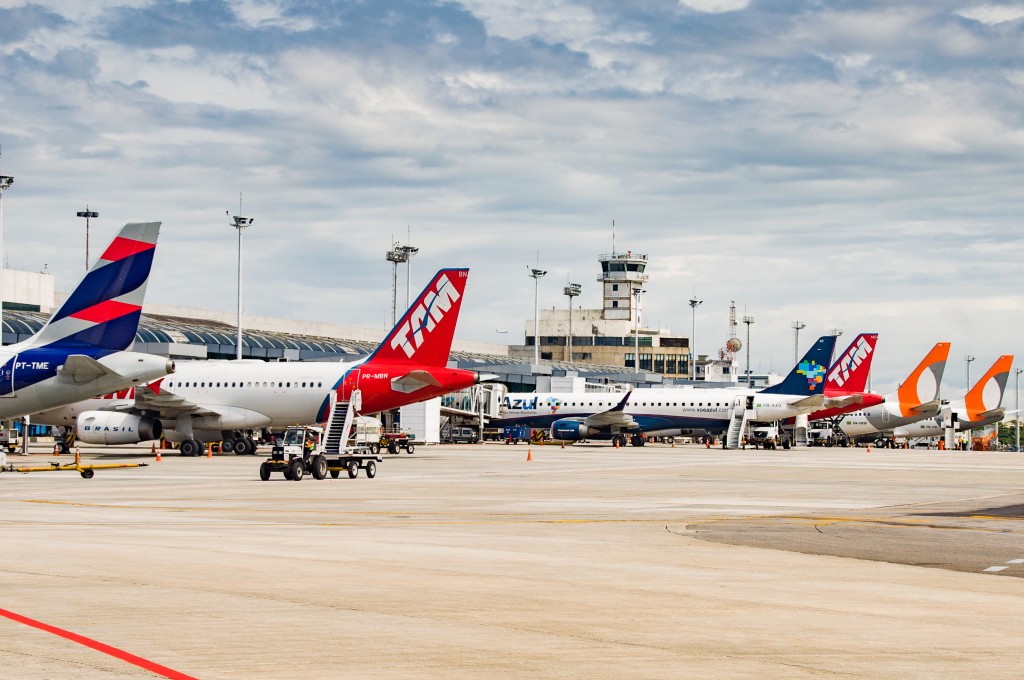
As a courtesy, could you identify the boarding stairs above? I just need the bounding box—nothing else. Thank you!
[726,397,754,449]
[321,389,361,456]
[793,414,809,447]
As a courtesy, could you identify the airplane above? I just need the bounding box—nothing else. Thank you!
[33,268,484,456]
[890,354,1014,442]
[0,222,173,422]
[492,335,846,447]
[833,342,951,445]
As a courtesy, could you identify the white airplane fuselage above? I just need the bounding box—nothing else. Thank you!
[33,359,362,439]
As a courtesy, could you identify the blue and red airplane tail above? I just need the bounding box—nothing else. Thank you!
[28,222,160,352]
[760,335,838,396]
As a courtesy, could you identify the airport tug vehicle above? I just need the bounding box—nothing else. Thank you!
[259,390,383,481]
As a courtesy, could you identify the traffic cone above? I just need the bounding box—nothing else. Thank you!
[207,443,213,458]
[150,442,157,456]
[560,441,565,449]
[671,439,675,448]
[866,444,872,454]
[614,438,620,449]
[526,449,533,462]
[155,448,162,462]
[53,443,60,456]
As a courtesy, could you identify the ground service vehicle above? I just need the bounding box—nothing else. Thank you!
[379,429,415,454]
[747,425,791,450]
[0,426,20,454]
[259,392,383,481]
[448,427,478,444]
[503,425,530,444]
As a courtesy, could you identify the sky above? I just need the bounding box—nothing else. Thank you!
[0,0,1022,396]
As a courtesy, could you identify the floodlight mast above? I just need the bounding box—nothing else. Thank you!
[688,296,702,380]
[76,207,99,271]
[229,209,254,360]
[564,282,581,361]
[0,155,13,348]
[528,267,547,364]
[385,243,410,327]
[742,315,755,387]
[632,287,645,374]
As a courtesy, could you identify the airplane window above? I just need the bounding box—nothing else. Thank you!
[216,382,221,388]
[231,382,236,388]
[278,382,283,388]
[287,382,291,388]
[318,382,322,388]
[302,382,306,388]
[246,382,251,388]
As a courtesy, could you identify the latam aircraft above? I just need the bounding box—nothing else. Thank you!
[493,335,850,447]
[835,342,951,442]
[890,354,1014,440]
[805,332,884,420]
[0,222,172,421]
[34,268,482,456]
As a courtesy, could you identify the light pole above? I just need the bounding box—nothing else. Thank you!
[228,210,254,360]
[76,207,99,271]
[964,354,975,448]
[400,244,418,310]
[632,287,645,374]
[528,267,546,364]
[385,242,410,327]
[0,161,13,347]
[743,315,754,387]
[563,282,581,362]
[688,296,702,380]
[1015,368,1022,452]
[791,321,806,365]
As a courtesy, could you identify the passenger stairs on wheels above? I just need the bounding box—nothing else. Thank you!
[725,398,755,449]
[322,389,360,456]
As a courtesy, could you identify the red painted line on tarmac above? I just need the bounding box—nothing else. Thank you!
[0,607,197,679]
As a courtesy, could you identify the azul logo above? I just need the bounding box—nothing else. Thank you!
[503,396,539,411]
[827,337,873,387]
[797,360,826,391]
[390,274,461,359]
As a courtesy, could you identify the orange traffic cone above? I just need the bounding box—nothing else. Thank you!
[866,444,872,454]
[526,449,533,462]
[155,448,162,462]
[53,443,60,456]
[207,443,213,458]
[614,438,620,449]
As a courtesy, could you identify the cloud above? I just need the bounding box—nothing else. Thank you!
[0,0,1021,396]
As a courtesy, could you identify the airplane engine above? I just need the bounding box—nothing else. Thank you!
[550,419,599,441]
[76,411,163,445]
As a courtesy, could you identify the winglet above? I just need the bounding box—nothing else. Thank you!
[895,342,951,418]
[964,355,1014,420]
[824,333,878,394]
[364,268,469,367]
[29,222,160,351]
[760,335,837,396]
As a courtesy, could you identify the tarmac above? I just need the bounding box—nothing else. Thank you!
[1,441,1023,679]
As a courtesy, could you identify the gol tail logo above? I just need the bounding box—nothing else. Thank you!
[390,273,461,359]
[827,336,873,387]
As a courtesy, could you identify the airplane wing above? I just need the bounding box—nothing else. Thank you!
[791,394,827,409]
[391,370,441,394]
[129,382,220,418]
[56,355,118,384]
[582,391,638,429]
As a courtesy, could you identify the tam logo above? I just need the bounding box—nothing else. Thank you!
[827,337,873,387]
[390,274,461,359]
[797,360,826,391]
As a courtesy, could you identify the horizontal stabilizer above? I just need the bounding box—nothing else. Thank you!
[791,394,826,409]
[391,370,441,394]
[56,355,117,384]
[910,399,941,415]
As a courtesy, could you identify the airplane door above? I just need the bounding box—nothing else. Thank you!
[0,355,15,397]
[745,395,754,410]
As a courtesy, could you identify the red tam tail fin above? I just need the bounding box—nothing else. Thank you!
[364,268,469,367]
[824,333,878,394]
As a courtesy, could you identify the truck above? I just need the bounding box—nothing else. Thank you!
[747,424,791,450]
[807,422,851,447]
[0,425,20,454]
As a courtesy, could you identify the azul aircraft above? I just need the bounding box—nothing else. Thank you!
[34,268,482,456]
[493,335,851,447]
[0,222,173,420]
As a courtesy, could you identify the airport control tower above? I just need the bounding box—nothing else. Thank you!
[597,251,649,323]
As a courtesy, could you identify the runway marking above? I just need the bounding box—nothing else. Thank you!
[1007,559,1024,564]
[0,607,196,679]
[984,566,1008,573]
